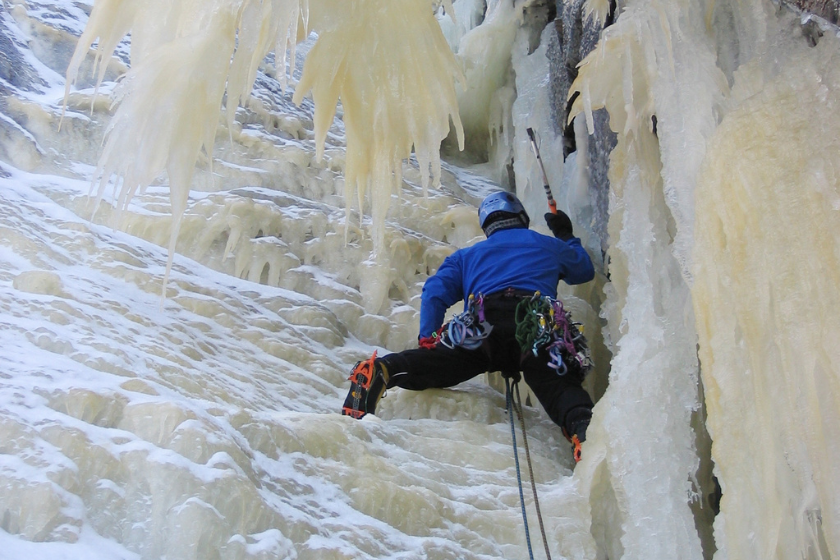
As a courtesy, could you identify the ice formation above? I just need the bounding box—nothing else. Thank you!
[563,0,725,556]
[64,0,464,263]
[693,19,840,558]
[293,0,465,251]
[566,0,840,557]
[0,0,839,559]
[454,0,524,158]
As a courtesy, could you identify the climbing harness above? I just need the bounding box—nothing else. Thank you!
[439,294,494,350]
[505,375,552,560]
[514,292,592,376]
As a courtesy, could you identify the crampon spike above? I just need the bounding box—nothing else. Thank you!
[342,406,365,419]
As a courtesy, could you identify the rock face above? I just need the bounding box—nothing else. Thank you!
[0,31,45,93]
[546,0,617,255]
[542,0,840,258]
[788,0,840,23]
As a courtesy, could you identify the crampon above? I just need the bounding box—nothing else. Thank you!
[571,434,583,463]
[342,350,378,419]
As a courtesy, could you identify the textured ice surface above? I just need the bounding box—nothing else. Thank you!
[0,3,597,559]
[694,18,840,559]
[0,172,590,559]
[568,0,840,558]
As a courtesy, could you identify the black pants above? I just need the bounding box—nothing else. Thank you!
[379,295,593,434]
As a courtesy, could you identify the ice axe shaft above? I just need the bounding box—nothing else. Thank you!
[526,127,557,214]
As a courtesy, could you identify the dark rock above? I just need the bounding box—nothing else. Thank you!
[0,23,46,92]
[787,0,840,25]
[547,0,617,255]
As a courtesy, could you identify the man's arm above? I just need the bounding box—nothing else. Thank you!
[560,237,595,284]
[418,253,464,338]
[545,210,594,285]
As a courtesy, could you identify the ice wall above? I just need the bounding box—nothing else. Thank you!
[0,165,588,559]
[693,12,840,558]
[1,4,587,559]
[565,0,724,556]
[567,0,840,557]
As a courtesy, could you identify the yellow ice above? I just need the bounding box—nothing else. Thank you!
[64,0,464,269]
[693,33,840,560]
[294,0,464,252]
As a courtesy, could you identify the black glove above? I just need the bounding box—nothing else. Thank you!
[545,211,574,240]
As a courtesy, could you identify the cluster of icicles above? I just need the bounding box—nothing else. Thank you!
[64,0,465,286]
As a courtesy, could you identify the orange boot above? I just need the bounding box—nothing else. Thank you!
[568,417,589,462]
[342,351,389,419]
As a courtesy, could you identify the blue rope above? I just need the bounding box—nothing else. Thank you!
[506,376,535,560]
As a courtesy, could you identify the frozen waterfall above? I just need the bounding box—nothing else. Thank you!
[0,0,838,559]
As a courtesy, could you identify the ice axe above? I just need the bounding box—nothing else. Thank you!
[526,127,557,215]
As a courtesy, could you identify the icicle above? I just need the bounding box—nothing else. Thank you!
[293,0,464,254]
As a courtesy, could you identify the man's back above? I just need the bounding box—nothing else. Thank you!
[455,228,594,297]
[419,228,594,337]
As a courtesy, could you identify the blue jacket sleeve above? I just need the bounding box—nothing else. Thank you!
[559,237,595,285]
[419,252,464,338]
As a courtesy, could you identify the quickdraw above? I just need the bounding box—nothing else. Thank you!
[514,292,592,376]
[439,294,494,350]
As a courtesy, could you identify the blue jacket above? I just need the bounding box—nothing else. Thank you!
[419,228,594,337]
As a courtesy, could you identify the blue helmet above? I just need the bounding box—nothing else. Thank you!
[478,191,529,230]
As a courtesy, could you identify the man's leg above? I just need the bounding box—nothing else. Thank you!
[380,345,490,390]
[342,344,490,418]
[521,356,593,438]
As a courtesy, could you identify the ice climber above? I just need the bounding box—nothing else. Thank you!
[342,191,596,459]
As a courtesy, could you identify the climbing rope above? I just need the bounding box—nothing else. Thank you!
[505,375,534,560]
[505,376,552,560]
[512,380,552,560]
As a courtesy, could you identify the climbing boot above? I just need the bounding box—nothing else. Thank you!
[342,351,389,419]
[563,407,591,462]
[569,417,590,463]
